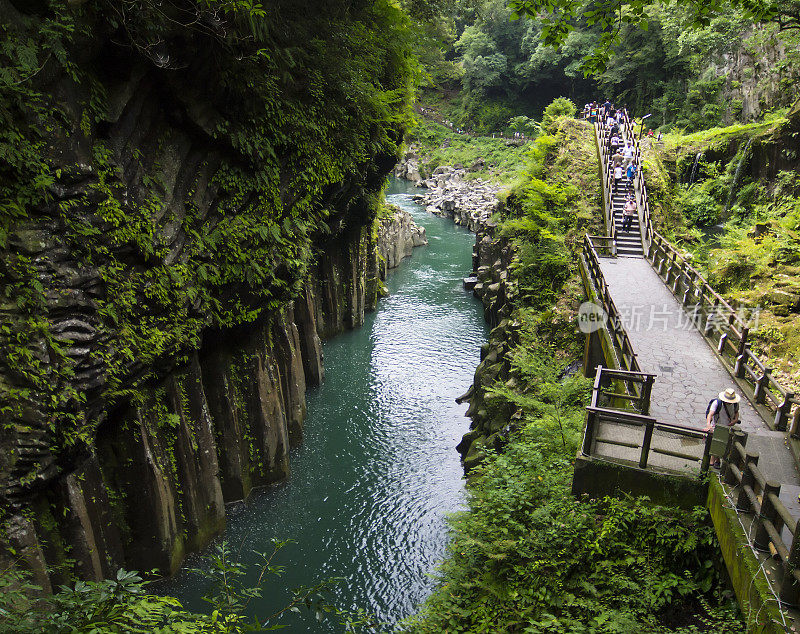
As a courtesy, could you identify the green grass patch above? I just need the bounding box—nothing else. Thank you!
[408,117,531,184]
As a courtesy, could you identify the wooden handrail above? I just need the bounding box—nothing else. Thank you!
[583,398,711,472]
[582,240,642,375]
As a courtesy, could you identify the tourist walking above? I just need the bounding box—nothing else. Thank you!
[622,196,637,232]
[622,142,635,169]
[614,164,624,193]
[704,388,741,467]
[626,161,637,191]
[609,133,620,154]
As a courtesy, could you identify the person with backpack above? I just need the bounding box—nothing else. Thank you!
[704,388,741,467]
[626,161,637,193]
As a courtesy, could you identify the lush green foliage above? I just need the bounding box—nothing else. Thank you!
[0,0,417,451]
[641,117,800,392]
[405,107,741,632]
[542,97,577,126]
[403,327,739,632]
[409,117,531,183]
[496,116,601,308]
[0,566,212,633]
[409,0,799,132]
[509,0,800,75]
[0,540,378,633]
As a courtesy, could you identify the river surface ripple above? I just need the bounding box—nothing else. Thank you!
[159,177,489,631]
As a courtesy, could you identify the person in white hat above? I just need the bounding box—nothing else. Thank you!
[704,388,741,431]
[704,388,741,467]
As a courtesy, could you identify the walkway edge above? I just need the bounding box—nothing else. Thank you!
[707,476,792,633]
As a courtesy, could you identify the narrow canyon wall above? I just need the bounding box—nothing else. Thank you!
[3,216,425,585]
[0,0,422,585]
[455,221,520,471]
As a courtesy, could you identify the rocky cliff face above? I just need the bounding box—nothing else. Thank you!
[4,216,425,586]
[0,0,420,585]
[454,222,521,471]
[716,28,800,122]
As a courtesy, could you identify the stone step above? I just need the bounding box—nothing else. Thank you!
[613,223,641,232]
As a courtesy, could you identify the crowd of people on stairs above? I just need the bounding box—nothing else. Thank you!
[583,100,642,233]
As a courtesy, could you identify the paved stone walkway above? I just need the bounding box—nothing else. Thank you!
[597,256,800,487]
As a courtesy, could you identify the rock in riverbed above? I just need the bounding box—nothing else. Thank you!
[414,165,500,232]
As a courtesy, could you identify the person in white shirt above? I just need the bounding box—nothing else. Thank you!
[622,142,635,169]
[614,165,624,192]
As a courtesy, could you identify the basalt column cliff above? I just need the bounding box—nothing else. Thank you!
[0,0,418,587]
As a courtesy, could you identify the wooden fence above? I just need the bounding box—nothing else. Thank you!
[592,121,618,241]
[613,111,798,434]
[582,235,639,373]
[582,365,712,474]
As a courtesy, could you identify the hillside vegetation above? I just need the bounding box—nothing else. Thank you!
[639,109,800,392]
[403,113,743,633]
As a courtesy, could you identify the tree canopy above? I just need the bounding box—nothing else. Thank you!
[509,0,800,74]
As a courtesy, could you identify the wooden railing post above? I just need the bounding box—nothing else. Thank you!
[779,523,800,607]
[700,431,713,474]
[640,420,654,469]
[775,393,795,431]
[738,326,749,357]
[755,368,773,404]
[734,345,749,379]
[705,298,720,337]
[582,409,597,456]
[640,375,654,416]
[723,427,747,486]
[791,405,800,439]
[736,451,759,513]
[682,271,694,306]
[754,481,781,551]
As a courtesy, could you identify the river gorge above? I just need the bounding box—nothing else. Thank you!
[157,178,489,629]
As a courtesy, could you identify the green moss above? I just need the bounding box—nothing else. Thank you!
[406,107,741,632]
[643,119,800,392]
[0,0,418,465]
[409,117,530,184]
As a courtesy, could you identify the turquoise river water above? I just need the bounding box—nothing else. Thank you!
[159,178,489,630]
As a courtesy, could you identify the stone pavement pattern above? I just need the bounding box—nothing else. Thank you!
[597,256,800,487]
